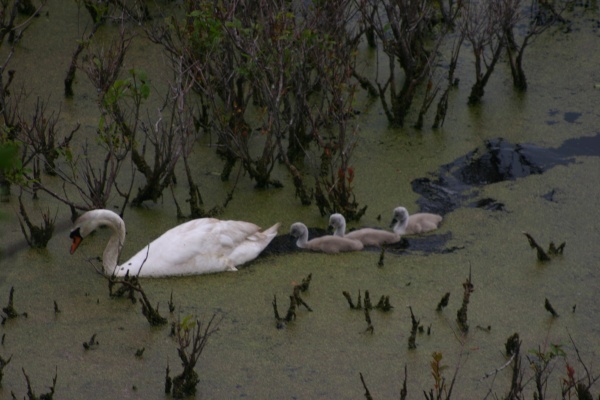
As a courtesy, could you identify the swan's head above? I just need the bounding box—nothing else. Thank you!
[390,207,409,229]
[69,227,84,254]
[69,209,123,254]
[69,212,97,254]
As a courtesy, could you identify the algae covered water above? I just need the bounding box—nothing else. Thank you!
[1,2,600,399]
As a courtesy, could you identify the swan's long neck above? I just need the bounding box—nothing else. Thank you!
[103,226,124,275]
[86,210,126,275]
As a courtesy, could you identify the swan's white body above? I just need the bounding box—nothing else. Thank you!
[69,209,280,277]
[390,207,442,235]
[290,222,363,253]
[329,213,401,246]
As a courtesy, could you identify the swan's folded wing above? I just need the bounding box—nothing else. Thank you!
[211,220,262,248]
[123,219,279,276]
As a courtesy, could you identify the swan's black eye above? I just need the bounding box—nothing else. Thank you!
[70,227,81,239]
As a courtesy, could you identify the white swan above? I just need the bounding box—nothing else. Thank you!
[69,209,280,277]
[290,222,363,253]
[390,206,442,235]
[328,213,401,246]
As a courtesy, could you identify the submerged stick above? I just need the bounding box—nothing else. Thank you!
[170,315,219,398]
[0,354,12,387]
[342,290,363,309]
[408,306,419,349]
[548,241,566,255]
[359,372,374,400]
[456,268,474,333]
[293,285,312,312]
[436,292,450,311]
[272,294,297,328]
[400,364,408,399]
[364,290,372,310]
[523,232,551,261]
[273,275,314,329]
[164,364,172,394]
[523,232,565,261]
[375,295,393,312]
[284,295,297,322]
[272,295,287,329]
[168,290,175,313]
[298,273,312,292]
[108,267,168,327]
[83,333,99,350]
[544,298,559,317]
[357,290,363,310]
[140,292,168,326]
[23,367,58,400]
[3,287,18,318]
[2,286,27,320]
[364,308,374,334]
[342,291,356,309]
[377,247,385,267]
[272,295,281,321]
[505,332,521,356]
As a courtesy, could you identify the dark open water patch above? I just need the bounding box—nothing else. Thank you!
[412,132,600,216]
[546,109,583,125]
[263,227,329,256]
[262,227,455,257]
[553,131,600,157]
[563,112,582,123]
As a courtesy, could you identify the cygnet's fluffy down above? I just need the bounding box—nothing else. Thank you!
[328,213,401,246]
[290,222,363,253]
[390,206,442,235]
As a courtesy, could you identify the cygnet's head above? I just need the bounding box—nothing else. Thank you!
[328,213,345,229]
[391,207,409,228]
[290,222,306,238]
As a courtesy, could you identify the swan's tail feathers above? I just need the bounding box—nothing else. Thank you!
[247,222,280,242]
[264,222,281,240]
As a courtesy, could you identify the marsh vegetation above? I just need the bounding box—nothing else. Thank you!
[0,0,599,398]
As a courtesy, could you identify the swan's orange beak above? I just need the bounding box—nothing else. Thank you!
[70,228,83,254]
[70,235,82,254]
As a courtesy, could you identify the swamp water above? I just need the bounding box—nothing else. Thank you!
[1,2,600,399]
